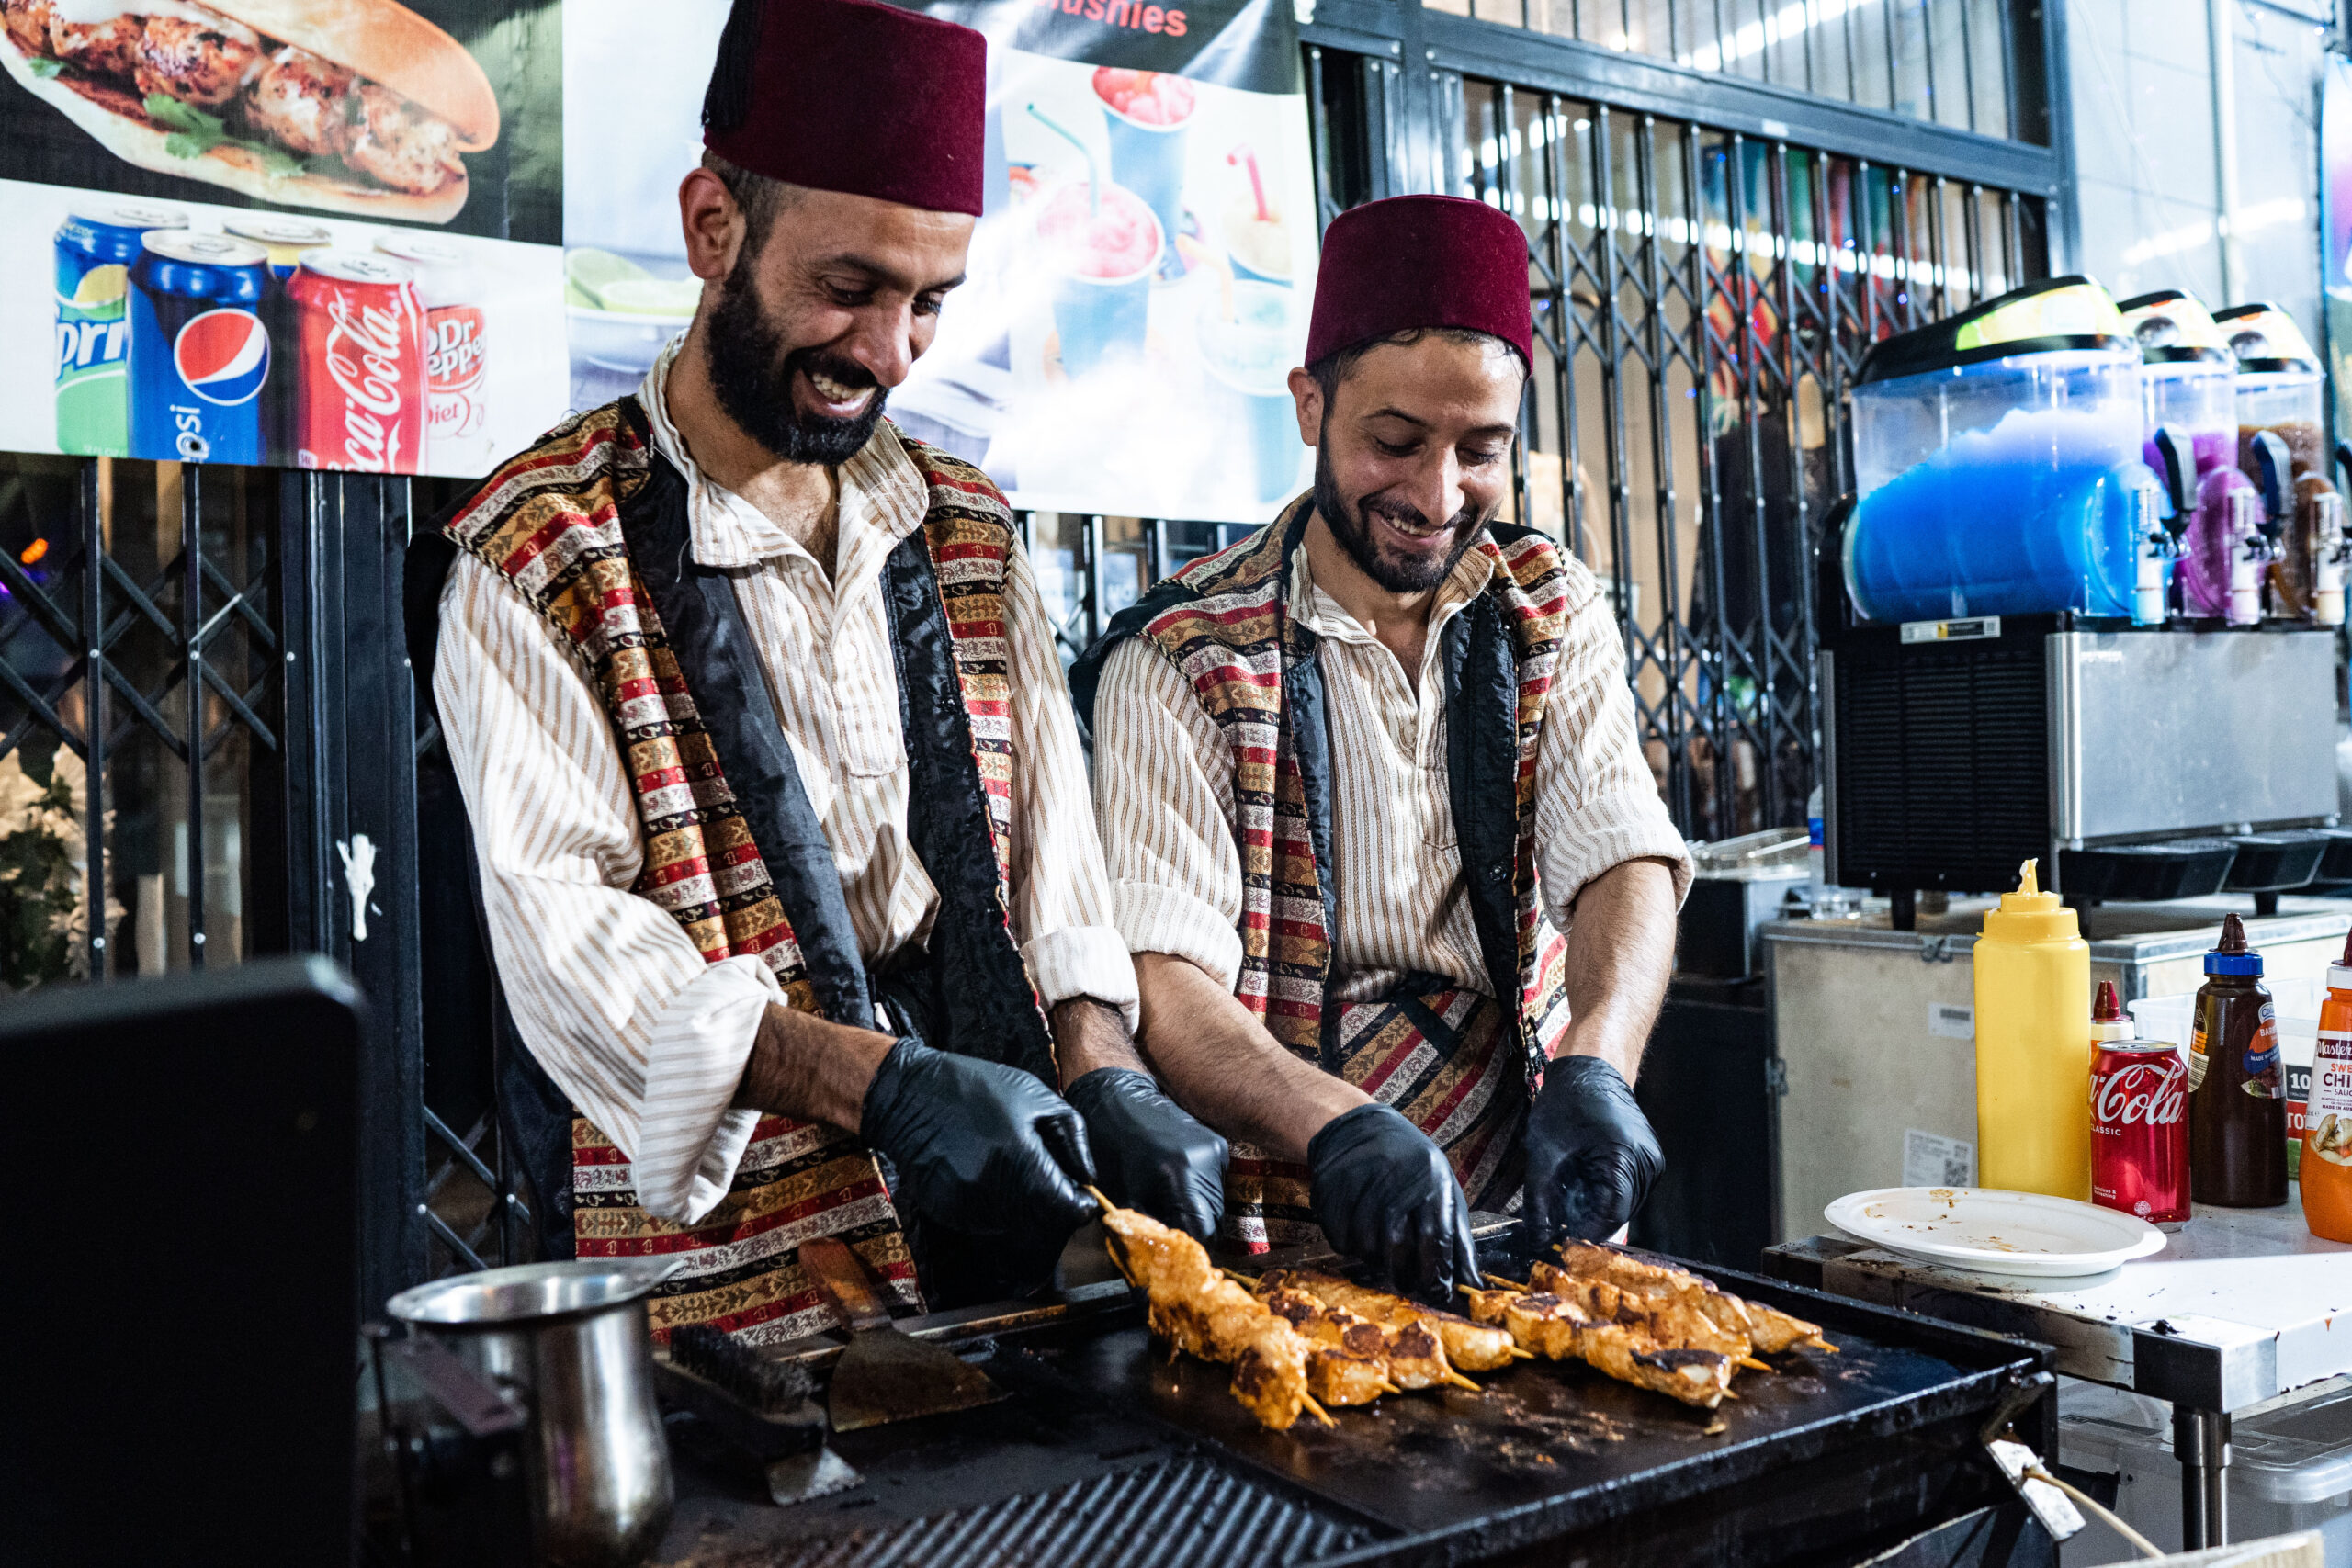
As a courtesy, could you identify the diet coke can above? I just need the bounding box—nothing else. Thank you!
[2091,1040,2191,1225]
[373,231,487,468]
[290,250,426,475]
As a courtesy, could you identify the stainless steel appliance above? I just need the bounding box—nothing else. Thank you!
[1818,615,2340,924]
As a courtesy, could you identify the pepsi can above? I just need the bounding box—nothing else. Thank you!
[54,201,188,457]
[129,231,272,466]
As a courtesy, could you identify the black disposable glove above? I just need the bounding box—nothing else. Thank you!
[1306,1102,1479,1304]
[1063,1066,1229,1241]
[1523,1055,1663,1247]
[860,1038,1100,1256]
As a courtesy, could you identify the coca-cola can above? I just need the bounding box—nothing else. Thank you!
[290,251,426,475]
[2091,1041,2191,1225]
[373,232,487,463]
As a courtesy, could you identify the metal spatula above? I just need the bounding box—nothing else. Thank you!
[798,1235,1006,1431]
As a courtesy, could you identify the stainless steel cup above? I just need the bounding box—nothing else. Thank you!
[388,1261,674,1566]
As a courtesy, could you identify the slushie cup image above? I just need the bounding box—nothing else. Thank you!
[1223,194,1291,287]
[1199,281,1308,503]
[1093,67,1196,271]
[1038,182,1163,378]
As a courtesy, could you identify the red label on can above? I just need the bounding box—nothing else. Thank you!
[291,264,426,475]
[424,303,486,441]
[2090,1043,2191,1224]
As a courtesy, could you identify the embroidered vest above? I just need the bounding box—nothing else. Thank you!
[1073,502,1574,1250]
[428,400,1052,1339]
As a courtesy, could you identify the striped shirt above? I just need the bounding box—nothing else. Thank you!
[1091,537,1690,1001]
[434,338,1136,1225]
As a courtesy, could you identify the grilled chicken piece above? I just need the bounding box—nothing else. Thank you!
[1527,1262,1752,1360]
[343,80,462,195]
[243,44,354,156]
[1270,1269,1518,1373]
[47,10,142,81]
[1261,1287,1395,1407]
[1554,1243,1833,1354]
[1103,1205,1318,1431]
[5,0,55,59]
[1461,1286,1735,1410]
[135,13,262,107]
[1261,1279,1458,1392]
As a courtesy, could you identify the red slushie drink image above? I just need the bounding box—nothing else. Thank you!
[1093,67,1196,273]
[1039,182,1162,378]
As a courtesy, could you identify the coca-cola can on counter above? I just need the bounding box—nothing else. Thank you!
[2091,1039,2191,1225]
[373,231,487,466]
[290,250,426,475]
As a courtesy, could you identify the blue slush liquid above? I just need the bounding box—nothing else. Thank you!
[1845,405,2143,622]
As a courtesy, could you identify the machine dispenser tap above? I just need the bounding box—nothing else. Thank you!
[2143,428,2190,625]
[2244,430,2292,625]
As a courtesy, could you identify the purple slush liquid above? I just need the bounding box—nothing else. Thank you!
[2146,429,2246,617]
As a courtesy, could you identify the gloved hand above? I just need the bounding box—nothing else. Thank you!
[1523,1055,1663,1247]
[1063,1066,1228,1241]
[1306,1103,1479,1303]
[860,1038,1100,1248]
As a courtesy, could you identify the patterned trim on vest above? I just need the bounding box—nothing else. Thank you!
[444,408,1031,1339]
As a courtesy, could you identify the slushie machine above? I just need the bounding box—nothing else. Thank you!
[1815,278,2346,926]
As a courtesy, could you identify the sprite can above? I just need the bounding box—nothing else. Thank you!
[55,201,188,457]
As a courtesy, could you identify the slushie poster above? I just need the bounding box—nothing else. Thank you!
[565,0,1319,524]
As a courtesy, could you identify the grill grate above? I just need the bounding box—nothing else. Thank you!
[730,1457,1374,1568]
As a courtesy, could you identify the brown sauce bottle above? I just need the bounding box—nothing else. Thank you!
[2188,913,2289,1206]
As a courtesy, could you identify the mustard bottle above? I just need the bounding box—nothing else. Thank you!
[1973,858,2093,1199]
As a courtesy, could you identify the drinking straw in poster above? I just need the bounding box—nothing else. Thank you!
[561,0,1319,525]
[0,0,565,476]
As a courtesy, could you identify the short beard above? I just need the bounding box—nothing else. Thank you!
[1311,422,1491,593]
[703,246,887,465]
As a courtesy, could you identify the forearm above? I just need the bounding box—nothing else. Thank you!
[732,1003,899,1131]
[1051,996,1149,1090]
[1132,952,1366,1160]
[1556,857,1679,1080]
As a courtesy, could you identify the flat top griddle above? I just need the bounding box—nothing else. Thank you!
[655,1250,2052,1568]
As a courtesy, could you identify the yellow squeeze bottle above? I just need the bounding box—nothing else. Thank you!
[1972,858,2093,1199]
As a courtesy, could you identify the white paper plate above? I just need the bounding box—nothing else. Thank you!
[1824,1187,2167,1278]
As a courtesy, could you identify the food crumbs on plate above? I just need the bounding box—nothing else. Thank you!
[1703,1415,1729,1436]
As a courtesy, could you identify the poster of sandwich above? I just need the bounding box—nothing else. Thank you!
[564,0,1320,524]
[0,0,564,475]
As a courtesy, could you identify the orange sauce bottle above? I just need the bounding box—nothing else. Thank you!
[2303,931,2352,1242]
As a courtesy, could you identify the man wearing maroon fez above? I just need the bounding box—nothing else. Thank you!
[1075,196,1690,1302]
[411,0,1224,1338]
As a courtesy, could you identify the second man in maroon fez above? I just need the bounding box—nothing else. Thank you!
[1305,195,1535,367]
[703,0,989,218]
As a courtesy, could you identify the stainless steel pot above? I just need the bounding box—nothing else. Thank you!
[388,1261,674,1567]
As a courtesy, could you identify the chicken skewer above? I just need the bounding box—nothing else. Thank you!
[1092,1192,1335,1431]
[1459,1282,1736,1410]
[1524,1262,1770,1370]
[1553,1242,1837,1355]
[1261,1269,1525,1375]
[1251,1274,1479,1393]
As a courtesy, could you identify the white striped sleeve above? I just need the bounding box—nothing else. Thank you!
[433,553,777,1225]
[1000,542,1140,1027]
[1532,585,1694,926]
[1091,636,1249,990]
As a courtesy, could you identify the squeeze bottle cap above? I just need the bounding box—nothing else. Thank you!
[1981,858,2079,944]
[2091,979,2135,1043]
[2330,929,2352,991]
[2205,911,2264,976]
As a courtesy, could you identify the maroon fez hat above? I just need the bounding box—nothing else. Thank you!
[1306,196,1534,367]
[703,0,988,218]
